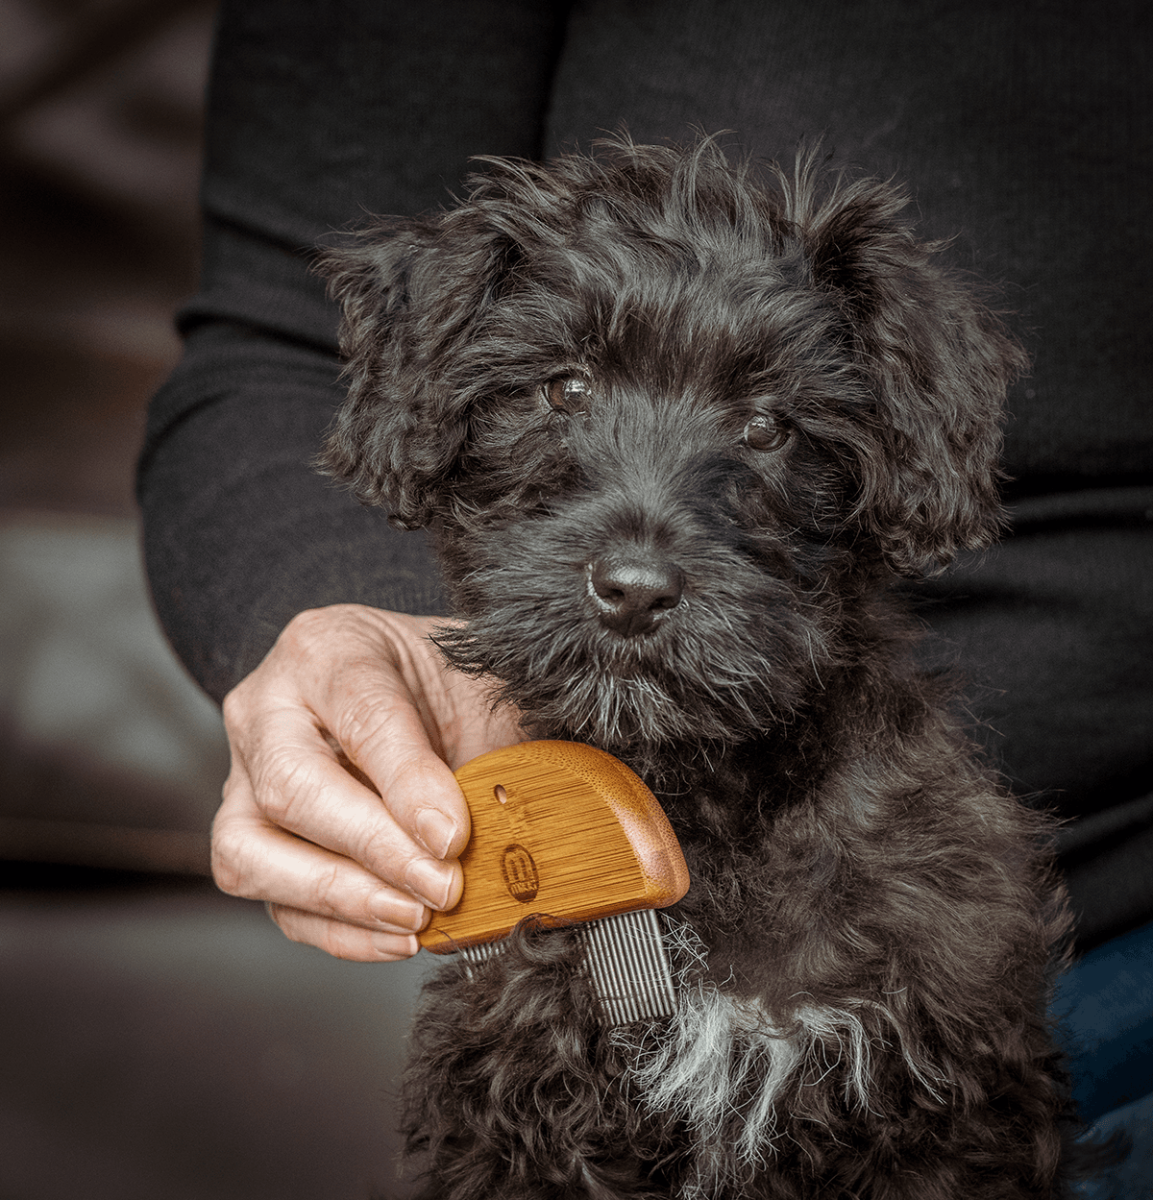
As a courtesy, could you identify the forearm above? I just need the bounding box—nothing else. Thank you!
[139,320,445,702]
[137,0,572,699]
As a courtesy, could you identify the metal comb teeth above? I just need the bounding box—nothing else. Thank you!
[458,908,677,1026]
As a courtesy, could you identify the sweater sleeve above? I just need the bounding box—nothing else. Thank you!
[138,0,573,702]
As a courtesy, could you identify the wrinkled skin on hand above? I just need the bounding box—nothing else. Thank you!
[214,604,524,961]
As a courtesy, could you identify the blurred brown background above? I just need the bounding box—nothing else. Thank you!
[0,3,426,1196]
[1,0,223,876]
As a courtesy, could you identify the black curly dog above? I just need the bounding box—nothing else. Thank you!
[321,137,1079,1199]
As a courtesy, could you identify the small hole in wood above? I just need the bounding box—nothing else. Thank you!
[494,785,508,804]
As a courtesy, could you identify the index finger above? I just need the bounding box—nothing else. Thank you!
[297,608,477,859]
[325,669,471,863]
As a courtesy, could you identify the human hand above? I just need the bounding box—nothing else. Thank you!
[213,604,524,961]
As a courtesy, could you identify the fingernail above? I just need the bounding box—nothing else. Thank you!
[404,858,452,910]
[370,891,426,932]
[370,931,419,961]
[416,808,458,859]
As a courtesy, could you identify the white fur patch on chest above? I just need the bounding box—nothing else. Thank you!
[612,920,950,1197]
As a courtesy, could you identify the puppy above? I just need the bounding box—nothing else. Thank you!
[321,136,1077,1200]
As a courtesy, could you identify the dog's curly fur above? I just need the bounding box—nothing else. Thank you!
[321,136,1081,1198]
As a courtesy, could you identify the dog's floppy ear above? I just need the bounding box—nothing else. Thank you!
[783,160,1027,575]
[318,216,515,529]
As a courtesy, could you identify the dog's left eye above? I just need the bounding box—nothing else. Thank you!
[543,376,591,414]
[743,414,789,452]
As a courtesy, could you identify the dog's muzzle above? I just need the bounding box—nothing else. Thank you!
[588,552,685,637]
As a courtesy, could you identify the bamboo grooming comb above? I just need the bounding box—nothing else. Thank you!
[418,740,690,1024]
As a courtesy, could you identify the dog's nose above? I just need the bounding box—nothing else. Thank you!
[588,553,685,637]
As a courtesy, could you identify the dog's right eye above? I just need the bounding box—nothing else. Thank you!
[543,376,591,414]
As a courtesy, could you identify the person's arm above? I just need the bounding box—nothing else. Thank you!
[138,0,572,957]
[140,0,573,697]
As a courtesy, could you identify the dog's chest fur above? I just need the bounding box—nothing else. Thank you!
[322,138,1072,1198]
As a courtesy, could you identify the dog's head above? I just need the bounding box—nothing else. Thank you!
[320,136,1024,752]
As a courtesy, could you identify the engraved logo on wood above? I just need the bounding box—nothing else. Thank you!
[501,844,539,902]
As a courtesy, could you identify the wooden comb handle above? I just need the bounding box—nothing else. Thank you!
[418,741,689,953]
